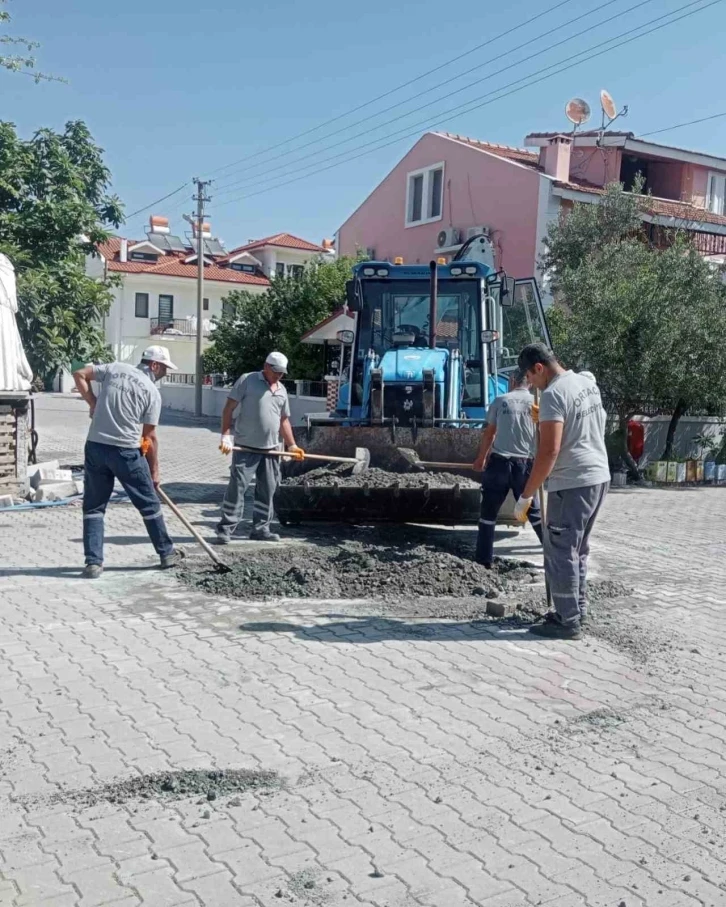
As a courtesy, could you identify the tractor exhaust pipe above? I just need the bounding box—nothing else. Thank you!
[429,259,437,349]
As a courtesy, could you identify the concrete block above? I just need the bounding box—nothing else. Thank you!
[38,470,73,486]
[35,482,78,502]
[27,460,60,489]
[486,600,514,618]
[0,494,14,508]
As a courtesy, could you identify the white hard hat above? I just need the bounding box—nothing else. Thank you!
[141,345,178,371]
[265,351,288,374]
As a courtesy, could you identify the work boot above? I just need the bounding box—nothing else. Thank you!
[160,549,185,569]
[543,609,588,628]
[249,528,281,542]
[529,616,582,640]
[82,564,103,579]
[214,532,232,546]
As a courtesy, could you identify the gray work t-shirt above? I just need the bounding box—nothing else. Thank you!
[487,388,536,458]
[230,371,290,450]
[87,363,161,448]
[539,370,610,492]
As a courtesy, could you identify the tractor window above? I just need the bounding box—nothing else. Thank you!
[499,280,549,370]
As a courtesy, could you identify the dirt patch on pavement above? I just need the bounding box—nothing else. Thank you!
[44,768,282,809]
[283,464,479,489]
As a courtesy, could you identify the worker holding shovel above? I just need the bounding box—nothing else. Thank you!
[216,352,303,544]
[472,369,544,568]
[515,344,610,640]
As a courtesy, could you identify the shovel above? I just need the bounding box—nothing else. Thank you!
[157,486,232,574]
[397,447,474,472]
[232,445,371,475]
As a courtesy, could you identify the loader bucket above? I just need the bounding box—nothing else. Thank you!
[275,423,518,525]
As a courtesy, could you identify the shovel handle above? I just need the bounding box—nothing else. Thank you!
[157,486,229,571]
[232,446,360,466]
[418,461,476,470]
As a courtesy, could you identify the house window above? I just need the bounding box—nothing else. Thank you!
[130,251,159,262]
[203,298,209,311]
[275,262,286,278]
[222,299,235,318]
[289,264,304,280]
[134,293,149,318]
[706,172,726,215]
[158,294,174,324]
[405,163,445,227]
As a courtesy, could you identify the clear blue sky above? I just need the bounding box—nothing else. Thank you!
[4,0,726,248]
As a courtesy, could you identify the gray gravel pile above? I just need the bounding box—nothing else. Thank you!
[47,768,282,808]
[179,537,537,602]
[283,464,479,489]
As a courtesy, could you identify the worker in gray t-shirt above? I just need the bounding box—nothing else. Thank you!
[472,371,543,567]
[73,345,182,579]
[515,343,610,640]
[216,352,303,543]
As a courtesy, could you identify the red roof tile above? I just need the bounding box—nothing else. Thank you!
[436,132,541,170]
[554,182,726,229]
[96,237,270,286]
[226,233,327,255]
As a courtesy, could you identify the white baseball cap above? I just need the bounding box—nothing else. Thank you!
[141,345,178,371]
[265,352,288,374]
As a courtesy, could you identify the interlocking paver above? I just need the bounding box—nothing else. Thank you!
[1,394,726,907]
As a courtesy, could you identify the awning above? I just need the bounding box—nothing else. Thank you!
[300,308,355,345]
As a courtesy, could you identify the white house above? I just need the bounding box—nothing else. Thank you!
[87,216,334,375]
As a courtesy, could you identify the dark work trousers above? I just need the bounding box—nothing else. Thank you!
[544,482,609,625]
[216,449,281,538]
[83,440,175,566]
[476,453,543,566]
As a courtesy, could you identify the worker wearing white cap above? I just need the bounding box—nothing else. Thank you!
[73,345,183,578]
[217,352,303,542]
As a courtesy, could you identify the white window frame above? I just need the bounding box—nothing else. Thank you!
[405,162,445,227]
[706,171,726,215]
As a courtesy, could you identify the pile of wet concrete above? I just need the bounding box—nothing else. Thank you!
[283,464,479,489]
[178,525,539,604]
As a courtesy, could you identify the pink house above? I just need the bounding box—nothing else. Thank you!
[337,129,726,282]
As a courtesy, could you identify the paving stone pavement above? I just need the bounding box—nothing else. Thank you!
[1,394,726,907]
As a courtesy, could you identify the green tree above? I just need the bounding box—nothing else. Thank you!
[542,181,726,473]
[204,256,358,380]
[1,0,63,82]
[0,119,123,378]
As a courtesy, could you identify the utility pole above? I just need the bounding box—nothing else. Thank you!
[192,178,211,416]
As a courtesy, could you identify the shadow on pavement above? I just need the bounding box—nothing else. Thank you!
[238,615,541,644]
[161,482,226,504]
[0,565,159,578]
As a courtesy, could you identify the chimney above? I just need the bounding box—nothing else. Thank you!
[119,238,128,262]
[540,135,572,182]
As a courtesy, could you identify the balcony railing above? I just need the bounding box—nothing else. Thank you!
[150,317,212,338]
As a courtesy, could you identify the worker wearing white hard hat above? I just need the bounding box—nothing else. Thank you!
[72,345,182,578]
[217,352,303,542]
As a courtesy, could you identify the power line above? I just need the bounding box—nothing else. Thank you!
[206,0,582,180]
[214,0,717,207]
[213,0,640,194]
[640,111,726,138]
[123,183,190,221]
[214,0,720,209]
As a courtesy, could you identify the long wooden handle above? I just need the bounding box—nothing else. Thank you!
[157,486,228,570]
[232,446,360,465]
[419,461,475,470]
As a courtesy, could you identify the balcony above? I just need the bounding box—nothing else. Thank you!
[150,317,212,339]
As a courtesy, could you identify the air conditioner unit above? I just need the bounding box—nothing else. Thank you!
[466,225,490,240]
[436,227,461,249]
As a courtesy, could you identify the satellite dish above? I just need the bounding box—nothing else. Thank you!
[600,89,617,122]
[565,98,591,126]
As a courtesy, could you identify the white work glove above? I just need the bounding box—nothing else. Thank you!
[513,496,533,523]
[219,433,234,455]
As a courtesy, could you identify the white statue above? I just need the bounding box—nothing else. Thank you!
[0,253,33,392]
